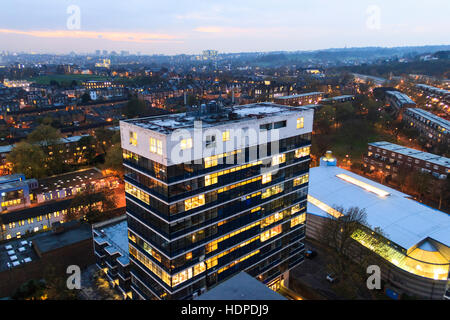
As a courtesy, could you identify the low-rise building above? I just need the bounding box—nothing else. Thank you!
[415,84,450,102]
[195,271,287,300]
[363,141,450,180]
[307,155,450,299]
[385,91,416,113]
[0,220,94,298]
[320,95,355,105]
[0,168,120,240]
[93,215,131,300]
[402,108,450,145]
[273,92,324,106]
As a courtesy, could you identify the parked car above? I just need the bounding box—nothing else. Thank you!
[326,273,338,283]
[305,249,317,259]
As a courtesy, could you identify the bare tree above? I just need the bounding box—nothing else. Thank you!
[320,206,387,299]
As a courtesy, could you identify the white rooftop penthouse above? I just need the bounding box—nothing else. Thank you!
[120,102,314,167]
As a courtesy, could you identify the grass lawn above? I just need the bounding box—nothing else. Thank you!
[333,129,396,160]
[313,124,398,164]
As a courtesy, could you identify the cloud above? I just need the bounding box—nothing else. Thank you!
[194,26,224,33]
[0,29,181,43]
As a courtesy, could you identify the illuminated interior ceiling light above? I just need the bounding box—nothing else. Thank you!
[307,195,343,218]
[336,174,390,197]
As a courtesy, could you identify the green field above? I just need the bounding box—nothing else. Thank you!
[26,74,110,85]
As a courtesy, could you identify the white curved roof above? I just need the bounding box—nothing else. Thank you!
[308,165,450,251]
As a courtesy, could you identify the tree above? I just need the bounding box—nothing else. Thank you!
[81,92,91,104]
[315,105,335,134]
[334,102,355,124]
[410,171,431,201]
[43,265,78,300]
[12,279,47,300]
[68,183,117,224]
[77,135,97,164]
[94,128,116,153]
[123,97,148,119]
[11,267,78,300]
[92,270,121,300]
[27,124,62,147]
[432,177,449,210]
[7,142,47,178]
[103,144,123,177]
[320,206,387,299]
[395,166,410,193]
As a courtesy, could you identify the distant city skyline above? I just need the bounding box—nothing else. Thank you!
[0,0,449,55]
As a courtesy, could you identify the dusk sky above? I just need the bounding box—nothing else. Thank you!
[1,0,449,54]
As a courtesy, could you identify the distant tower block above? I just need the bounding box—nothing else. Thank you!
[320,150,337,167]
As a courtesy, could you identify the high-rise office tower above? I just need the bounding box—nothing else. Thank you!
[120,102,313,300]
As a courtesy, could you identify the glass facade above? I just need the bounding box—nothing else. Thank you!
[124,129,310,300]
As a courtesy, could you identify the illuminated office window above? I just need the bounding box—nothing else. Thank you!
[129,131,137,146]
[184,194,205,211]
[272,153,286,166]
[261,184,283,199]
[205,173,218,186]
[150,138,163,155]
[293,174,309,187]
[125,182,150,205]
[295,146,310,158]
[261,211,285,228]
[205,155,218,168]
[261,225,282,242]
[297,117,304,129]
[180,138,192,150]
[262,173,272,184]
[291,213,306,227]
[222,131,230,142]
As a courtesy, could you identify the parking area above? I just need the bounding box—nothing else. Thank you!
[288,239,339,300]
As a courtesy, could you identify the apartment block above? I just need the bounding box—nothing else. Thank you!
[0,168,120,240]
[402,108,450,145]
[363,141,450,179]
[120,102,313,300]
[93,215,131,300]
[385,91,416,112]
[273,92,324,106]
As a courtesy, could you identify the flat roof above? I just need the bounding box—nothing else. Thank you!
[274,92,324,99]
[352,73,386,83]
[0,134,90,155]
[0,198,72,223]
[33,222,92,254]
[35,168,104,194]
[0,238,37,272]
[369,141,450,168]
[308,165,450,251]
[93,218,129,264]
[416,84,449,96]
[123,102,313,135]
[405,108,450,131]
[321,95,355,101]
[385,91,416,105]
[0,222,91,272]
[195,272,287,300]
